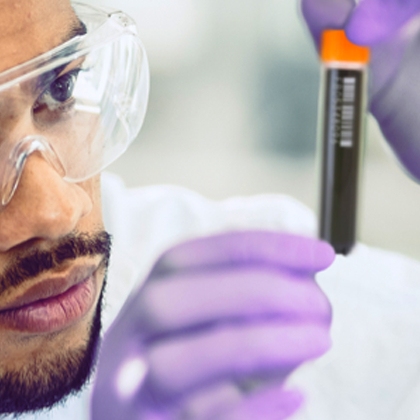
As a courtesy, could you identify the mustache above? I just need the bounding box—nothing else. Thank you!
[0,231,112,296]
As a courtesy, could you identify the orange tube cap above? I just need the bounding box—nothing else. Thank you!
[321,30,370,63]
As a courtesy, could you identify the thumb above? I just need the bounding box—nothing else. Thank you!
[301,0,356,46]
[346,0,420,44]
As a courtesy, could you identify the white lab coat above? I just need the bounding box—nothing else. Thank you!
[4,172,420,420]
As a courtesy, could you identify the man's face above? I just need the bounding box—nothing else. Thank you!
[0,0,111,415]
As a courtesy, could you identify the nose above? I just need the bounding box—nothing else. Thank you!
[0,152,93,252]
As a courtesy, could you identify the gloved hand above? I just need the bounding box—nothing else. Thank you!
[90,231,334,420]
[302,0,420,181]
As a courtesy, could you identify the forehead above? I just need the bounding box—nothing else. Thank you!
[0,0,80,73]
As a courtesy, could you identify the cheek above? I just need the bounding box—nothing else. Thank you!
[77,175,103,229]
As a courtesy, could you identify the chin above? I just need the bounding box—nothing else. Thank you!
[0,274,107,416]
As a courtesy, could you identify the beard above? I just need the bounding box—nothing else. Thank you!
[0,231,112,417]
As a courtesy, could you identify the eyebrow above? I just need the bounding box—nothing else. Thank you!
[61,19,88,44]
[34,20,87,94]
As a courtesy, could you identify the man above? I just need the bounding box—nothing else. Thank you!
[0,2,333,419]
[0,1,115,415]
[1,1,420,420]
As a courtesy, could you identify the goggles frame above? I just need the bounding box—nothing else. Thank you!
[0,2,144,90]
[0,2,150,208]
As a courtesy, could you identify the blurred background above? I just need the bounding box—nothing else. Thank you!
[90,0,420,261]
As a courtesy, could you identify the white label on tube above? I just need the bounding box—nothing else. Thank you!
[339,77,356,147]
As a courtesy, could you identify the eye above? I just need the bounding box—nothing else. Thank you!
[34,69,81,112]
[49,71,77,102]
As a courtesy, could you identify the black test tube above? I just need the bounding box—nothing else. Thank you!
[318,30,369,255]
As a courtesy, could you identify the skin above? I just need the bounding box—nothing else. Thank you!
[0,0,107,413]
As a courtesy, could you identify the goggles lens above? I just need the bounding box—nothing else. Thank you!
[0,2,150,207]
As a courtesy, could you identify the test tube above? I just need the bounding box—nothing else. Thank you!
[317,30,370,255]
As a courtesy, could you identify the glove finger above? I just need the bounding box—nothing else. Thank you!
[203,385,303,420]
[175,381,243,420]
[301,0,355,46]
[369,38,420,182]
[91,337,149,420]
[134,268,331,338]
[152,231,335,275]
[144,322,331,398]
[346,0,420,44]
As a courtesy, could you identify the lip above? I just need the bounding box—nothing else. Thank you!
[0,265,97,311]
[0,265,99,333]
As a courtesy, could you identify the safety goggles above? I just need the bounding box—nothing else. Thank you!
[0,2,149,208]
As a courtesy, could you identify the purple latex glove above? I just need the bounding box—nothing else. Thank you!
[302,0,420,181]
[91,231,334,420]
